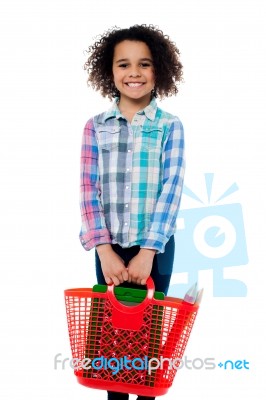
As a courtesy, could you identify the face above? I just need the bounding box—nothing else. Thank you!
[112,40,155,107]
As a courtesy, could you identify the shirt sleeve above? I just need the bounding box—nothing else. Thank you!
[140,118,185,253]
[79,118,112,251]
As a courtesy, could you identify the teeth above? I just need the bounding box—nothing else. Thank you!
[127,83,143,87]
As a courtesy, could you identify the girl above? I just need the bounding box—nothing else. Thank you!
[80,24,185,400]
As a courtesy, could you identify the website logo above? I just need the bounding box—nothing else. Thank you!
[54,353,250,373]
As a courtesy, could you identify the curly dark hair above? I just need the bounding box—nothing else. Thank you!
[83,24,183,100]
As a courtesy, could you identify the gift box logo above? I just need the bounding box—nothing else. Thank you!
[168,173,249,297]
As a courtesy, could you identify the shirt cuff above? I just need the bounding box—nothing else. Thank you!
[79,229,112,251]
[139,232,168,254]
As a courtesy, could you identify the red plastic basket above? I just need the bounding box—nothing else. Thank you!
[64,277,199,397]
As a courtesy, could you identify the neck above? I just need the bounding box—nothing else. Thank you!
[118,96,152,117]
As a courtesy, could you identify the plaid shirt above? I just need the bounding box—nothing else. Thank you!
[79,97,185,253]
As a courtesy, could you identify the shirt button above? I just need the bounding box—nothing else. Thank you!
[125,204,129,208]
[126,168,130,172]
[126,186,129,189]
[128,149,131,153]
[124,222,128,226]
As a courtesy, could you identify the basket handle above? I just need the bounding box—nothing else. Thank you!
[107,276,155,314]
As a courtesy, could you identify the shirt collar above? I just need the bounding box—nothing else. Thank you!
[103,97,157,122]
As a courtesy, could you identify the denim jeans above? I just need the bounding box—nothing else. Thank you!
[107,394,156,400]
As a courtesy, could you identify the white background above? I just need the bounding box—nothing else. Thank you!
[0,0,265,398]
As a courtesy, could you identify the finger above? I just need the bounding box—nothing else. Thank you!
[131,277,139,285]
[127,270,132,283]
[128,273,137,284]
[105,276,112,285]
[112,276,121,286]
[117,273,124,284]
[122,269,128,281]
[140,278,147,285]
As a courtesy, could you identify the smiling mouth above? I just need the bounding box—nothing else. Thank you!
[125,82,145,87]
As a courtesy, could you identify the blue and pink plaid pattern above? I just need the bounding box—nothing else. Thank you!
[79,98,185,253]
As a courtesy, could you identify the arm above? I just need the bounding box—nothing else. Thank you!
[127,118,185,284]
[79,119,128,285]
[140,118,185,253]
[79,118,112,250]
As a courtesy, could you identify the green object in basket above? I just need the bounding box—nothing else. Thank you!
[92,284,165,303]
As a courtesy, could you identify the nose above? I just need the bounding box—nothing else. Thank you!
[129,65,141,77]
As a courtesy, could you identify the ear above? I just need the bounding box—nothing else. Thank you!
[151,87,157,98]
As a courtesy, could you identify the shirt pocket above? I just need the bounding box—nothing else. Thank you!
[96,126,120,151]
[134,127,163,151]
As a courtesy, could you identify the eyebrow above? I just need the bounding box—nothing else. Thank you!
[115,57,153,64]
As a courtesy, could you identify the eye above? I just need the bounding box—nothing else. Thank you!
[118,63,128,68]
[140,62,152,67]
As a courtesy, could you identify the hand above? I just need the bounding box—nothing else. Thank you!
[127,248,156,285]
[96,244,128,286]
